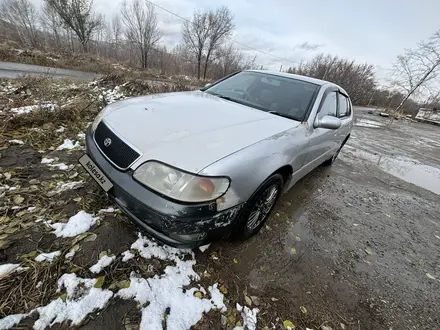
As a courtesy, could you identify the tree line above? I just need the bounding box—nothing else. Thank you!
[0,0,257,81]
[1,0,439,112]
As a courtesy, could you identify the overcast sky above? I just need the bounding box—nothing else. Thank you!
[33,0,440,79]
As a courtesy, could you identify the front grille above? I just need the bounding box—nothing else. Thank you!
[94,121,140,170]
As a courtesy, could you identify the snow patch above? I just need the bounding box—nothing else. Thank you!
[98,207,116,213]
[99,85,126,104]
[48,181,84,195]
[0,263,27,276]
[41,157,55,164]
[33,273,113,330]
[117,234,226,330]
[65,249,76,259]
[8,139,24,145]
[118,268,225,330]
[77,132,85,140]
[234,303,259,330]
[10,103,56,115]
[56,139,80,150]
[1,235,229,330]
[354,119,384,128]
[89,255,116,273]
[121,250,135,262]
[35,251,61,263]
[48,163,69,170]
[130,233,190,262]
[55,126,65,133]
[0,314,28,330]
[199,244,210,252]
[51,211,98,238]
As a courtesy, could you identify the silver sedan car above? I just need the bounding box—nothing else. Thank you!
[80,70,353,247]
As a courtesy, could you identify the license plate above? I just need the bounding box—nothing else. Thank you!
[79,154,113,192]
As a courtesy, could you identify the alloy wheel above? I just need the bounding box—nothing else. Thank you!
[246,184,279,231]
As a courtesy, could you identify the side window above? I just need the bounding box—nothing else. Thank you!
[318,91,337,118]
[338,94,350,118]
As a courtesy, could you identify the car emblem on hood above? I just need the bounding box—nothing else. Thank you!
[103,138,112,147]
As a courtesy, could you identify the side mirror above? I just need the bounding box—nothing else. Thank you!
[314,115,341,129]
[204,83,212,88]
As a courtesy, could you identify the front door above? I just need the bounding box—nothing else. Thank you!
[304,90,340,167]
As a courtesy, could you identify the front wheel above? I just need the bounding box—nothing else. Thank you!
[238,173,283,240]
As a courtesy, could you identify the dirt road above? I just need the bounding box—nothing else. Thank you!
[0,61,100,80]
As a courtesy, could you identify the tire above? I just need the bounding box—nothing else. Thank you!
[237,173,284,240]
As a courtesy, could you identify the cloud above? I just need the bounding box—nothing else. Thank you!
[295,42,325,51]
[31,0,440,74]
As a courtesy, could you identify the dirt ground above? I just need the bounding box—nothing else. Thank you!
[1,76,439,330]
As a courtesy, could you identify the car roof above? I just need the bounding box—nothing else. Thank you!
[245,70,349,95]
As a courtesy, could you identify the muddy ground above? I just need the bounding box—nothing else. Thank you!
[201,112,440,330]
[1,77,439,330]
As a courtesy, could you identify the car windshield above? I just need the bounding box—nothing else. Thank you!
[204,71,320,121]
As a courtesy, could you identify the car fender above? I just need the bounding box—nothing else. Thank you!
[199,124,309,210]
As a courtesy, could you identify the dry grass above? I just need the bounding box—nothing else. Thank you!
[0,45,116,74]
[0,44,208,86]
[0,254,66,316]
[0,247,177,317]
[1,74,193,150]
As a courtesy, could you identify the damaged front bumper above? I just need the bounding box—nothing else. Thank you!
[85,127,244,248]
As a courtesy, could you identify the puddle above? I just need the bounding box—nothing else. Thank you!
[342,146,440,195]
[354,119,384,128]
[378,157,440,195]
[282,215,311,255]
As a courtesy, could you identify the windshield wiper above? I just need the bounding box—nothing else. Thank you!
[215,94,234,101]
[268,111,296,121]
[206,92,247,106]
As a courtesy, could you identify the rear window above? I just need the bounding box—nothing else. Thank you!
[338,94,351,118]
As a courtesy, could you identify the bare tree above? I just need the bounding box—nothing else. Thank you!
[182,11,209,79]
[41,1,66,49]
[44,0,102,52]
[121,0,162,69]
[182,6,234,80]
[391,30,440,112]
[203,6,234,79]
[215,43,242,76]
[111,13,122,58]
[287,54,377,106]
[213,43,256,77]
[0,0,40,47]
[91,14,106,55]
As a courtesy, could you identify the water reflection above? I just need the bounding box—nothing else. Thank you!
[378,157,440,195]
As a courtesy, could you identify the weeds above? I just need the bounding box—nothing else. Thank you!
[1,73,193,150]
[0,256,66,316]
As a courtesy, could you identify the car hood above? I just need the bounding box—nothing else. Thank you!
[103,91,299,173]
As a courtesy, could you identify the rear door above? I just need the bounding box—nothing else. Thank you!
[337,92,353,140]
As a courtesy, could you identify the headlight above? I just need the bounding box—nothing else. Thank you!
[133,162,230,203]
